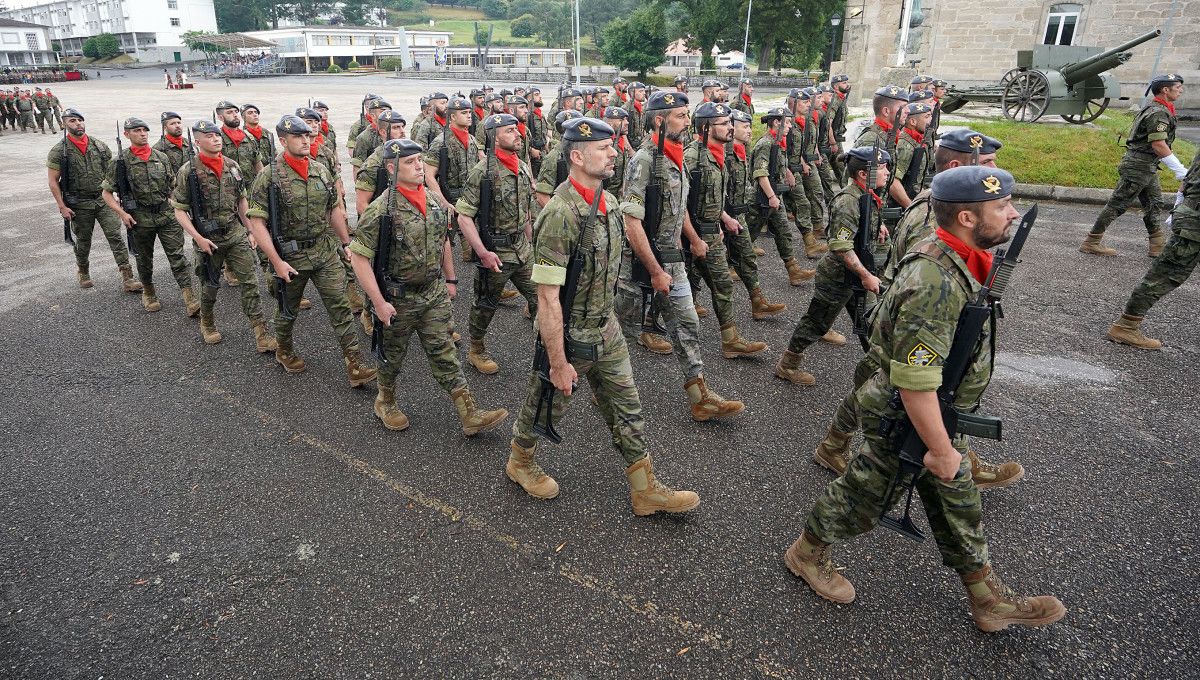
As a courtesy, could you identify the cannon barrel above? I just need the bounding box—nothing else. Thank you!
[1060,29,1161,86]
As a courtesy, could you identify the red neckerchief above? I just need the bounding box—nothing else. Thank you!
[904,127,924,145]
[449,125,470,150]
[821,103,828,112]
[473,106,485,120]
[283,151,309,180]
[366,113,376,126]
[617,136,626,152]
[933,97,941,105]
[129,144,152,162]
[516,121,528,138]
[309,134,326,159]
[532,107,544,119]
[244,124,264,140]
[320,120,329,135]
[495,148,520,175]
[650,133,684,170]
[1154,96,1176,116]
[732,142,747,162]
[741,93,752,108]
[836,90,847,100]
[199,152,224,178]
[569,176,606,214]
[395,182,427,216]
[937,227,994,284]
[794,115,806,129]
[222,125,246,146]
[874,116,893,133]
[434,113,447,127]
[633,100,643,114]
[707,141,726,169]
[68,133,89,155]
[165,134,184,149]
[768,128,787,150]
[853,178,883,209]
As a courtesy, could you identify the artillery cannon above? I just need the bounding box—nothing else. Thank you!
[941,29,1161,124]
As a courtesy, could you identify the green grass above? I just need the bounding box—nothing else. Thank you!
[390,5,487,22]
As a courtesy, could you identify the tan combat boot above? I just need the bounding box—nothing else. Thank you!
[466,339,500,375]
[344,350,378,388]
[251,320,277,353]
[1106,314,1162,350]
[753,245,766,256]
[803,232,825,259]
[499,287,519,302]
[1147,229,1166,257]
[77,266,94,289]
[223,264,239,285]
[775,350,816,385]
[119,264,143,293]
[181,286,200,317]
[275,339,306,373]
[637,332,673,355]
[684,376,744,422]
[506,440,560,499]
[783,530,855,604]
[968,450,1025,489]
[360,309,374,336]
[785,257,815,285]
[199,308,223,345]
[1079,233,1117,256]
[299,297,313,310]
[820,329,846,346]
[813,427,852,474]
[451,387,508,436]
[373,384,410,431]
[729,268,741,283]
[720,322,767,358]
[625,456,700,516]
[141,283,161,312]
[750,287,786,320]
[962,565,1066,632]
[695,303,709,319]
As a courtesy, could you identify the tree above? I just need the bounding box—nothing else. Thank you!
[81,38,100,60]
[288,0,338,26]
[601,6,668,77]
[533,1,572,49]
[480,0,508,19]
[670,0,740,70]
[579,0,636,47]
[506,0,539,19]
[741,0,839,74]
[341,0,369,25]
[511,13,537,38]
[89,33,122,59]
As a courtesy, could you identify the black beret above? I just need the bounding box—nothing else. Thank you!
[483,113,518,130]
[846,146,892,166]
[1147,72,1184,94]
[602,106,629,119]
[938,129,1003,154]
[908,89,935,103]
[628,82,646,91]
[368,99,392,110]
[931,166,1015,202]
[470,89,485,98]
[383,138,423,159]
[873,85,909,102]
[506,95,528,106]
[594,87,609,94]
[554,109,582,131]
[311,100,330,109]
[191,120,220,134]
[241,103,260,114]
[160,111,181,123]
[613,76,627,85]
[702,78,720,88]
[730,110,752,124]
[905,102,933,115]
[931,79,947,89]
[787,88,804,99]
[214,100,238,111]
[429,92,449,100]
[674,75,687,84]
[563,88,582,98]
[483,93,503,104]
[831,74,850,84]
[418,96,429,107]
[693,102,732,120]
[910,75,934,85]
[527,86,541,94]
[295,107,320,121]
[123,117,150,131]
[647,91,688,110]
[275,115,312,136]
[447,96,471,111]
[760,107,788,123]
[500,88,513,96]
[814,84,831,94]
[561,117,615,142]
[377,110,406,125]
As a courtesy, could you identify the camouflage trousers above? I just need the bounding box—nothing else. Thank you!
[17,111,34,131]
[617,260,706,380]
[195,235,264,323]
[786,272,854,354]
[783,180,813,236]
[747,205,796,262]
[52,108,63,127]
[1091,158,1163,235]
[129,208,193,289]
[686,231,736,327]
[723,216,761,293]
[35,109,56,133]
[831,355,879,434]
[271,246,357,349]
[1124,218,1200,317]
[70,201,130,269]
[511,316,647,466]
[800,166,826,231]
[376,283,467,394]
[470,257,538,341]
[818,156,841,208]
[806,413,989,575]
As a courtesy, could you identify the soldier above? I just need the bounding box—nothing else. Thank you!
[507,95,533,164]
[102,117,198,315]
[827,75,852,178]
[411,92,449,150]
[345,94,380,156]
[612,76,629,105]
[350,139,508,434]
[32,87,56,133]
[813,84,842,201]
[699,79,721,104]
[854,85,911,218]
[45,87,63,130]
[351,98,393,169]
[353,110,409,215]
[527,87,549,172]
[750,107,813,286]
[296,107,343,189]
[469,88,486,135]
[601,106,631,195]
[715,82,730,104]
[731,79,754,116]
[893,102,933,202]
[246,115,376,387]
[153,112,192,177]
[908,89,934,105]
[312,100,336,153]
[673,74,688,94]
[1082,73,1186,256]
[587,88,610,118]
[684,102,768,359]
[775,146,890,386]
[506,116,700,515]
[15,90,35,132]
[0,89,11,131]
[241,104,274,169]
[785,88,828,259]
[783,166,1067,634]
[725,109,787,320]
[171,120,272,351]
[535,110,583,209]
[909,74,933,92]
[1107,151,1200,349]
[215,100,263,181]
[922,81,949,191]
[622,82,648,150]
[47,108,140,291]
[475,92,506,148]
[424,96,478,217]
[455,113,538,374]
[618,91,744,421]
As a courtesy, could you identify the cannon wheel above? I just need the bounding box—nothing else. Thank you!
[1062,97,1110,124]
[999,67,1024,90]
[1002,71,1049,123]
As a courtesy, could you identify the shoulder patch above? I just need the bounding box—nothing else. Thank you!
[229,165,242,181]
[906,343,940,366]
[1156,122,1168,132]
[835,226,853,241]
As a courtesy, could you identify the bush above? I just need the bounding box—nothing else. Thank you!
[347,59,361,69]
[92,33,122,59]
[480,0,508,19]
[326,63,342,73]
[511,13,537,38]
[81,37,99,59]
[507,0,539,19]
[379,57,402,71]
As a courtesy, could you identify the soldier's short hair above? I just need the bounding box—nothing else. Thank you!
[930,197,986,229]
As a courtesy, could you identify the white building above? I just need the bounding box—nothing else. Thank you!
[0,0,218,64]
[242,25,452,73]
[0,18,58,67]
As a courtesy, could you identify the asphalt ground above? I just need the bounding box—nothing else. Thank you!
[1,70,1198,679]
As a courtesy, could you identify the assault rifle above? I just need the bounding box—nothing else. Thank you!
[847,135,884,351]
[114,123,139,257]
[878,105,906,225]
[59,129,75,244]
[900,127,927,199]
[437,126,459,204]
[474,126,498,311]
[629,124,668,335]
[531,188,604,443]
[723,141,750,271]
[185,128,221,289]
[265,135,297,321]
[370,161,397,364]
[755,127,788,219]
[877,204,1037,542]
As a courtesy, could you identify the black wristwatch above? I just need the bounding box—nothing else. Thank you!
[445,278,458,285]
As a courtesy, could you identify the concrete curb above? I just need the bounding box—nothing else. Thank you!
[1014,182,1112,205]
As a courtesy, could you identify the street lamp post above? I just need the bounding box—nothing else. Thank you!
[826,13,841,77]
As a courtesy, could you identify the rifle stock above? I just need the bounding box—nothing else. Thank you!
[370,163,397,365]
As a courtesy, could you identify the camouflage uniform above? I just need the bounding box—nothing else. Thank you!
[424,127,478,207]
[535,145,568,198]
[894,129,929,201]
[682,141,736,327]
[805,235,992,575]
[352,124,384,168]
[623,102,646,151]
[354,145,389,202]
[511,182,646,464]
[723,140,761,293]
[528,109,550,169]
[412,114,448,151]
[250,128,276,168]
[102,146,193,290]
[346,116,367,155]
[1123,153,1200,317]
[220,126,261,181]
[731,94,754,117]
[816,105,842,199]
[1090,98,1174,237]
[153,135,192,177]
[16,96,34,131]
[47,136,131,271]
[787,112,824,238]
[604,137,632,196]
[47,91,63,128]
[32,91,55,132]
[747,131,796,261]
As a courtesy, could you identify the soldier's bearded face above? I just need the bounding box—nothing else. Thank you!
[708,118,732,143]
[910,112,931,132]
[514,104,528,122]
[221,111,241,128]
[434,101,448,116]
[65,119,85,136]
[663,108,690,141]
[164,120,183,137]
[973,197,1019,249]
[387,123,406,140]
[575,140,616,180]
[496,125,520,152]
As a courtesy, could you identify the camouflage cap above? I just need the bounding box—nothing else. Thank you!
[561,117,614,142]
[846,146,891,166]
[931,166,1014,202]
[241,103,260,113]
[693,101,731,120]
[377,109,406,125]
[910,75,934,85]
[311,100,330,110]
[191,120,221,134]
[383,138,423,159]
[602,106,629,119]
[730,110,752,124]
[294,107,321,121]
[905,102,933,115]
[215,100,238,111]
[554,109,583,132]
[873,85,909,102]
[483,113,518,130]
[275,114,312,137]
[831,74,850,84]
[123,117,150,131]
[908,89,935,103]
[447,96,471,111]
[647,90,688,110]
[62,108,85,121]
[160,111,181,123]
[938,129,1003,154]
[760,107,788,123]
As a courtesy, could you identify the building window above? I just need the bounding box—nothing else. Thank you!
[1043,4,1081,45]
[168,0,178,7]
[1,33,18,44]
[170,17,180,26]
[26,32,39,50]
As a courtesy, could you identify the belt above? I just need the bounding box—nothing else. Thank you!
[658,247,684,264]
[572,315,609,330]
[694,220,721,235]
[134,201,168,213]
[725,203,750,216]
[490,232,523,248]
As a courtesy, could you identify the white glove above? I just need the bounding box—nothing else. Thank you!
[1161,153,1188,180]
[1166,190,1185,227]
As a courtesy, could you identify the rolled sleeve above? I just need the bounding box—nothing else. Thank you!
[531,263,566,285]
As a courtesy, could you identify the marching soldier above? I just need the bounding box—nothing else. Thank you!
[424,96,478,217]
[725,109,787,319]
[296,107,342,187]
[171,120,272,351]
[469,88,486,134]
[215,100,263,180]
[612,77,629,105]
[535,110,583,209]
[102,117,198,315]
[353,110,409,215]
[241,104,273,169]
[699,79,721,104]
[456,113,539,374]
[412,92,449,149]
[47,108,140,292]
[351,98,393,168]
[527,87,549,171]
[474,92,506,148]
[854,86,911,217]
[45,87,64,130]
[684,102,768,359]
[750,107,813,286]
[618,91,744,421]
[153,112,192,177]
[602,106,631,195]
[785,88,827,259]
[813,84,842,200]
[246,115,376,388]
[350,139,508,435]
[622,82,648,150]
[893,101,933,202]
[783,166,1066,634]
[731,79,754,116]
[715,82,730,104]
[909,74,933,92]
[506,116,700,515]
[673,74,688,94]
[1082,73,1186,257]
[16,90,35,132]
[827,75,852,178]
[507,95,532,164]
[0,90,11,131]
[32,87,56,133]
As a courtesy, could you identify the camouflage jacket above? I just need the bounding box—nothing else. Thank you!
[310,136,340,179]
[346,117,367,152]
[245,127,275,167]
[530,181,625,346]
[352,125,383,168]
[246,154,339,247]
[423,127,478,200]
[535,145,567,196]
[731,95,754,117]
[883,191,935,284]
[31,92,50,111]
[786,113,819,168]
[352,187,449,291]
[320,121,337,153]
[1173,153,1200,237]
[682,141,726,233]
[528,109,550,154]
[750,133,788,195]
[894,130,928,199]
[854,120,898,151]
[412,114,448,150]
[152,136,192,177]
[621,136,689,255]
[604,138,632,196]
[354,145,389,200]
[220,127,261,181]
[15,97,33,113]
[1125,99,1176,160]
[828,91,849,139]
[623,101,646,150]
[170,156,247,235]
[725,141,754,218]
[455,153,535,262]
[47,136,112,207]
[101,146,175,209]
[817,180,868,284]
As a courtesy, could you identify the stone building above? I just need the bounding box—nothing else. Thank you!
[835,0,1198,108]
